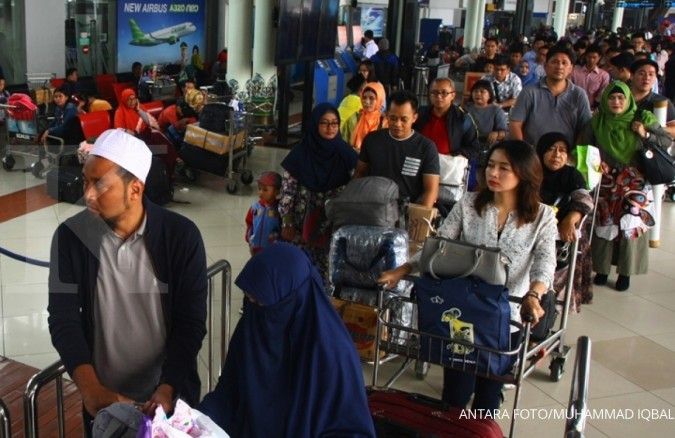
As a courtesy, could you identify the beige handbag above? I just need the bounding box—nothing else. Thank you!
[419,236,509,285]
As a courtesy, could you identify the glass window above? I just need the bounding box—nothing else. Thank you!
[0,0,27,85]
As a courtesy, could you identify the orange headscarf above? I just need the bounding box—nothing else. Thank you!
[114,88,143,132]
[351,82,387,150]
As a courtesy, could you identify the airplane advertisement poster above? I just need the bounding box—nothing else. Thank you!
[116,0,206,72]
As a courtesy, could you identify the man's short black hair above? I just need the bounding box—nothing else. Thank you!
[493,55,510,68]
[485,37,499,45]
[508,43,525,55]
[364,29,374,39]
[610,52,635,70]
[584,44,602,56]
[66,67,78,77]
[632,31,646,40]
[630,58,659,74]
[389,90,418,112]
[132,61,142,70]
[573,40,589,51]
[546,44,575,64]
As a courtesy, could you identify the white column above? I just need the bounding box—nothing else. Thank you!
[25,0,66,76]
[473,0,486,51]
[611,7,624,33]
[226,0,253,84]
[649,100,668,248]
[463,2,476,52]
[217,0,228,55]
[553,0,570,40]
[252,0,276,81]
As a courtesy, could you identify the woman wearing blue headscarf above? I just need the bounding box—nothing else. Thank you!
[199,244,375,438]
[516,59,538,87]
[278,103,358,281]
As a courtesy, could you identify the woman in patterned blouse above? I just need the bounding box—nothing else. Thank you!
[379,140,557,411]
[278,103,358,282]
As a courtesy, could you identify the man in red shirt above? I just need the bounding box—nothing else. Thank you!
[413,77,479,159]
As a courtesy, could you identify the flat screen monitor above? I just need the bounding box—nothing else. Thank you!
[338,25,348,49]
[314,0,339,60]
[352,25,363,47]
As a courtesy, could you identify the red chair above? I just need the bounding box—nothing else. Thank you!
[78,111,111,141]
[112,82,135,106]
[95,74,117,103]
[140,100,164,119]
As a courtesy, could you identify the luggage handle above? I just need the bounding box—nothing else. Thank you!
[428,242,483,280]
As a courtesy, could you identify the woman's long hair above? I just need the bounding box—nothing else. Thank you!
[474,140,543,226]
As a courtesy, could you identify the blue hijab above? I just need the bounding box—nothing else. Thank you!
[199,243,375,438]
[517,60,538,87]
[281,103,358,193]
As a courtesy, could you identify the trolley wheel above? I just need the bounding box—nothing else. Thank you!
[183,167,198,182]
[414,360,429,380]
[226,180,239,194]
[241,169,254,185]
[549,357,565,382]
[2,155,15,171]
[30,161,44,178]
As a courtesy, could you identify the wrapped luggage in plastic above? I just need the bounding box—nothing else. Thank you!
[329,225,413,349]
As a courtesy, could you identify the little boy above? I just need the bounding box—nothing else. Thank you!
[245,171,282,255]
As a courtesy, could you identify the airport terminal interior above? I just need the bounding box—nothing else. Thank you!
[1,0,675,437]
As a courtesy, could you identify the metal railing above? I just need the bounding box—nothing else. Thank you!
[566,336,592,438]
[22,259,232,437]
[0,398,10,438]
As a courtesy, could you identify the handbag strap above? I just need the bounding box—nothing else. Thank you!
[428,244,483,280]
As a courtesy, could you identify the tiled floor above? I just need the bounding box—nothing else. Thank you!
[1,146,675,437]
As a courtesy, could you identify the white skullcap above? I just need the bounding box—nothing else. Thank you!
[90,129,152,184]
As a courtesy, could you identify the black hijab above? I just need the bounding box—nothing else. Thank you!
[536,132,587,207]
[281,103,358,193]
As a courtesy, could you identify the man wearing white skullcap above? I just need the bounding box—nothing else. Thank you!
[48,129,207,434]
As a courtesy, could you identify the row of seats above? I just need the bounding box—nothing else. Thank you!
[79,100,165,140]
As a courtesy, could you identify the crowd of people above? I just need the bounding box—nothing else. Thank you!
[37,22,675,438]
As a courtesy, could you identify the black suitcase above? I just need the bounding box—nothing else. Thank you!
[198,103,231,134]
[144,156,173,206]
[46,165,84,204]
[179,143,228,176]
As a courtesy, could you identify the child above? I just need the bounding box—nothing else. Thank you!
[0,76,9,123]
[245,171,282,255]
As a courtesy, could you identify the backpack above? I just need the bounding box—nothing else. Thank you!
[199,103,231,134]
[92,403,145,438]
[325,176,399,229]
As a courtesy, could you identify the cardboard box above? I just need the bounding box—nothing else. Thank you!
[332,298,387,361]
[203,130,245,155]
[184,124,207,148]
[407,203,438,255]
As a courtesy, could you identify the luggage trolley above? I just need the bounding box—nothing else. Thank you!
[1,93,45,175]
[179,111,255,194]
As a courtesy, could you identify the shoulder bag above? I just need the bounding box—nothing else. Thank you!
[636,139,675,185]
[419,236,509,286]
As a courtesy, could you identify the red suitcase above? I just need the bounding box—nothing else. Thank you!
[368,389,503,438]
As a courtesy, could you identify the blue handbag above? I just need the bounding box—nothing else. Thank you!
[414,275,514,376]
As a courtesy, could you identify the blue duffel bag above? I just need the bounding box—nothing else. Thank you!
[414,275,514,376]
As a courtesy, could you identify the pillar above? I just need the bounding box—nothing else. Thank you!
[252,0,277,81]
[217,0,228,56]
[553,0,570,40]
[611,6,624,33]
[649,100,668,248]
[226,0,253,85]
[473,0,486,51]
[463,1,477,52]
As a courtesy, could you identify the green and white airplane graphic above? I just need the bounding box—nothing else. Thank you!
[128,18,196,46]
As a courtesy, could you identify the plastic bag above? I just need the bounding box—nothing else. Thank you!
[150,399,229,438]
[573,145,602,190]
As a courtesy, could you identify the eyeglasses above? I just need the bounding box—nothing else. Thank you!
[318,121,339,128]
[430,90,455,97]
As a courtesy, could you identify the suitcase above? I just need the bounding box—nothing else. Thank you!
[325,176,400,229]
[46,165,84,204]
[144,156,173,206]
[198,103,231,134]
[180,142,234,176]
[368,389,503,438]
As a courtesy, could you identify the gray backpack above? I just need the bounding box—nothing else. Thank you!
[326,176,400,229]
[92,403,145,438]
